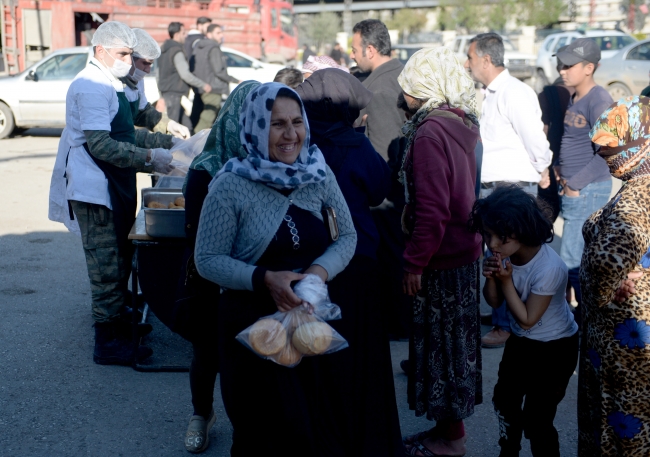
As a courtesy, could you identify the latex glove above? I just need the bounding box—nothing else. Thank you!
[167,120,191,139]
[150,148,175,174]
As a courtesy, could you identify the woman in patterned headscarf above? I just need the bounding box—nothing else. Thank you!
[579,95,650,457]
[180,80,260,454]
[398,47,483,457]
[194,82,357,456]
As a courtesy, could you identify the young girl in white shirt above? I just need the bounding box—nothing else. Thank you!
[469,184,578,457]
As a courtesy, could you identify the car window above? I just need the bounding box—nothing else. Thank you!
[463,40,471,54]
[34,53,87,81]
[503,38,517,52]
[593,35,636,51]
[453,39,461,53]
[627,43,650,61]
[544,37,556,51]
[553,37,568,52]
[224,52,253,68]
[280,8,294,36]
[271,8,277,29]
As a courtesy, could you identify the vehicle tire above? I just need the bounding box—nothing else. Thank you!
[607,82,632,101]
[533,69,549,93]
[0,101,15,139]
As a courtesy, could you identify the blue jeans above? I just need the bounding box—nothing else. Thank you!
[559,179,612,270]
[480,182,538,332]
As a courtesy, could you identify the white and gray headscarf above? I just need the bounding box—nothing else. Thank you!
[216,82,328,189]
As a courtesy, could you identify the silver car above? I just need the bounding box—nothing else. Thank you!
[0,47,159,139]
[595,39,650,100]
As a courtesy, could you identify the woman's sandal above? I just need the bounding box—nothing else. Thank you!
[403,427,440,446]
[404,438,466,457]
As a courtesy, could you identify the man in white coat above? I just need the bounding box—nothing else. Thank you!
[49,21,174,365]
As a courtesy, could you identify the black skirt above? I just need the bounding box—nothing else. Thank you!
[217,255,403,457]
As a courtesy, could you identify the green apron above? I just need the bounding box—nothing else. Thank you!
[84,77,141,249]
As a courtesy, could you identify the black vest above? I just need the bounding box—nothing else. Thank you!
[158,40,190,95]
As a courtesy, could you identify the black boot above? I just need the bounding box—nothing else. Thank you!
[114,319,154,338]
[93,322,153,366]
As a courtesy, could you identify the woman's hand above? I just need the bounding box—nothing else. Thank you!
[264,270,306,312]
[403,271,422,296]
[304,264,328,283]
[614,271,644,303]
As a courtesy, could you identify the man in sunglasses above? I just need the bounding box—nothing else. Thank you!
[554,38,613,325]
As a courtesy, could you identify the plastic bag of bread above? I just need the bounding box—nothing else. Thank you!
[236,275,348,367]
[154,129,210,177]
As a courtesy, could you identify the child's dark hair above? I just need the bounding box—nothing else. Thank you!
[468,184,554,246]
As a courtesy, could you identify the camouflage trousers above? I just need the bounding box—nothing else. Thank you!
[70,200,134,323]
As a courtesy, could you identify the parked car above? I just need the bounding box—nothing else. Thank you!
[449,35,537,82]
[536,30,636,85]
[0,47,159,139]
[594,38,650,100]
[394,44,438,66]
[221,46,285,92]
[0,46,284,139]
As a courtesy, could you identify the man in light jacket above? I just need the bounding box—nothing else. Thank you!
[192,24,240,132]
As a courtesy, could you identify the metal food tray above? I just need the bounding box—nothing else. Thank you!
[141,188,186,238]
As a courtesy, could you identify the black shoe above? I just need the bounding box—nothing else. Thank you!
[400,359,410,375]
[93,322,153,366]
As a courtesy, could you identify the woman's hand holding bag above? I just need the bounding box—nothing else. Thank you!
[236,274,348,367]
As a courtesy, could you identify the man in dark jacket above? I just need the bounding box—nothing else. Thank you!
[192,24,240,132]
[158,22,211,130]
[185,17,212,128]
[351,19,409,339]
[351,19,406,163]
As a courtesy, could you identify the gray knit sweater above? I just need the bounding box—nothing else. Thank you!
[194,166,357,291]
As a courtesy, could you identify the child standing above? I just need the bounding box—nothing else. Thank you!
[469,185,578,457]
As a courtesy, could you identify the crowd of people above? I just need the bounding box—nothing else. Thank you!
[47,16,650,457]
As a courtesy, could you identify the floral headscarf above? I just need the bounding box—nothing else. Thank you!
[397,47,479,193]
[590,95,650,181]
[188,80,261,177]
[301,55,349,74]
[216,82,328,189]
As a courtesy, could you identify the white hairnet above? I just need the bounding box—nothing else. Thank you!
[132,28,161,60]
[91,21,137,49]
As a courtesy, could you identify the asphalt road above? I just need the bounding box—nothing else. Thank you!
[0,129,579,456]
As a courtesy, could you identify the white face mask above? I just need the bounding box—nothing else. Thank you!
[129,67,148,83]
[101,50,132,78]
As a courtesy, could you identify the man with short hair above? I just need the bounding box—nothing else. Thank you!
[351,19,410,340]
[185,17,213,127]
[555,39,613,322]
[159,22,211,130]
[464,32,552,348]
[351,19,406,163]
[192,23,240,132]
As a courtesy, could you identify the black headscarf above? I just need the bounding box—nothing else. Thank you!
[296,69,373,148]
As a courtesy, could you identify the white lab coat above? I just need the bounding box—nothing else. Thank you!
[48,58,124,234]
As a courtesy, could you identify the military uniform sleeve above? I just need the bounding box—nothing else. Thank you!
[133,103,163,131]
[134,129,174,149]
[83,130,152,172]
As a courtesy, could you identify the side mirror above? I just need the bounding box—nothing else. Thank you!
[25,70,37,81]
[253,62,262,69]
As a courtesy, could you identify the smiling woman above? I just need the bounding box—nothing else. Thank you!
[193,82,359,456]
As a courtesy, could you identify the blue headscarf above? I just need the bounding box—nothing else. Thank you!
[216,82,328,189]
